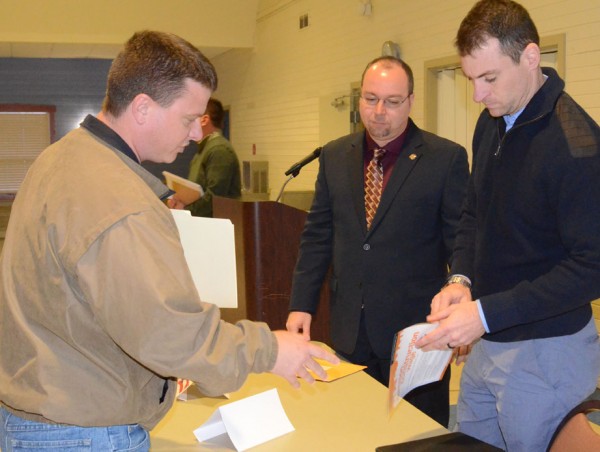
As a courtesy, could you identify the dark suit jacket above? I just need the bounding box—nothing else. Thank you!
[289,119,469,357]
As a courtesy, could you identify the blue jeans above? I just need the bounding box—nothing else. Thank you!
[0,407,149,451]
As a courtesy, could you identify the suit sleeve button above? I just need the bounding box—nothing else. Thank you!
[363,243,370,251]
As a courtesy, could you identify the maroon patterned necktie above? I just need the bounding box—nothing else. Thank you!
[365,148,386,230]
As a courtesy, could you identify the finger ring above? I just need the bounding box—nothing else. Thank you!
[447,343,454,349]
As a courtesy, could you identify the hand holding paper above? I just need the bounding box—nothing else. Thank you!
[166,196,186,210]
[163,171,204,205]
[307,359,366,382]
[419,301,486,351]
[271,332,340,387]
[388,323,452,413]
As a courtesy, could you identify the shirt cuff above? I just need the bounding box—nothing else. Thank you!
[476,299,490,333]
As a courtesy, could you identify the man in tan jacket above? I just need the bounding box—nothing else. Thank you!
[0,30,337,451]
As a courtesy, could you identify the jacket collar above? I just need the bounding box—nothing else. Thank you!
[81,115,173,200]
[508,67,564,128]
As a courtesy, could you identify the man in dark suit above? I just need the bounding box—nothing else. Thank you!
[286,56,469,427]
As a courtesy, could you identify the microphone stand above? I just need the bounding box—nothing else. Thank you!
[276,147,322,203]
[275,174,296,203]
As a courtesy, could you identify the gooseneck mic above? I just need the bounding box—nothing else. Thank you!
[276,146,323,203]
[284,147,322,177]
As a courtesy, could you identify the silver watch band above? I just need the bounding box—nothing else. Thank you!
[444,274,472,289]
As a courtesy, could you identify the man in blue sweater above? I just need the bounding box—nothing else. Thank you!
[417,0,600,450]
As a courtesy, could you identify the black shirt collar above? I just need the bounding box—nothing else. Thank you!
[80,114,140,163]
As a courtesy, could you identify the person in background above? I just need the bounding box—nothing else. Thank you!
[286,56,469,427]
[416,0,600,449]
[186,97,241,217]
[0,30,337,451]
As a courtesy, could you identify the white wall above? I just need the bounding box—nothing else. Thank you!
[212,0,600,196]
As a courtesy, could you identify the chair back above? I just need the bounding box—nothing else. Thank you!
[547,399,600,452]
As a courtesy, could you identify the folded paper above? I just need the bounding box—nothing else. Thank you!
[176,379,194,401]
[194,388,294,451]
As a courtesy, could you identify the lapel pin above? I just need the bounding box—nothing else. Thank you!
[409,153,417,160]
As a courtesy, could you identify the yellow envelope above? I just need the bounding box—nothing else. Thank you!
[309,359,367,382]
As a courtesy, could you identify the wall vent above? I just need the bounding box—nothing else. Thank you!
[242,161,269,194]
[299,14,309,29]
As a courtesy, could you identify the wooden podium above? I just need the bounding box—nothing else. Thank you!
[213,196,331,344]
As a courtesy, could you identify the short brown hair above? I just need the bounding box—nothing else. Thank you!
[455,0,539,64]
[204,98,225,129]
[103,30,218,116]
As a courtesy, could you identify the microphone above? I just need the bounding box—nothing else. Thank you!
[284,147,322,177]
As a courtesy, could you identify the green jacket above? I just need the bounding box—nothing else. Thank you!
[187,132,241,217]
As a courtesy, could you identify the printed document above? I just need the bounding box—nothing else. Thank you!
[388,323,452,412]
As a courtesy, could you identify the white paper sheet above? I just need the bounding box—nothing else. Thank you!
[194,388,294,451]
[170,209,237,308]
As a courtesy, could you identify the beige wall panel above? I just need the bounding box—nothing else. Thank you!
[213,0,599,195]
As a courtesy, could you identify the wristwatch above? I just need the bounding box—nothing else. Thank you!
[444,274,472,289]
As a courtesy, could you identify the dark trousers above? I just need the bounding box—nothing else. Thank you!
[338,311,451,427]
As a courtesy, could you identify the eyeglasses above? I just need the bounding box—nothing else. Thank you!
[360,94,410,109]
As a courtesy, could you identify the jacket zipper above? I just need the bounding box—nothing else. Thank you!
[493,112,548,158]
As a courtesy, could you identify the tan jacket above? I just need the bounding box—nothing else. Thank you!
[0,126,276,429]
